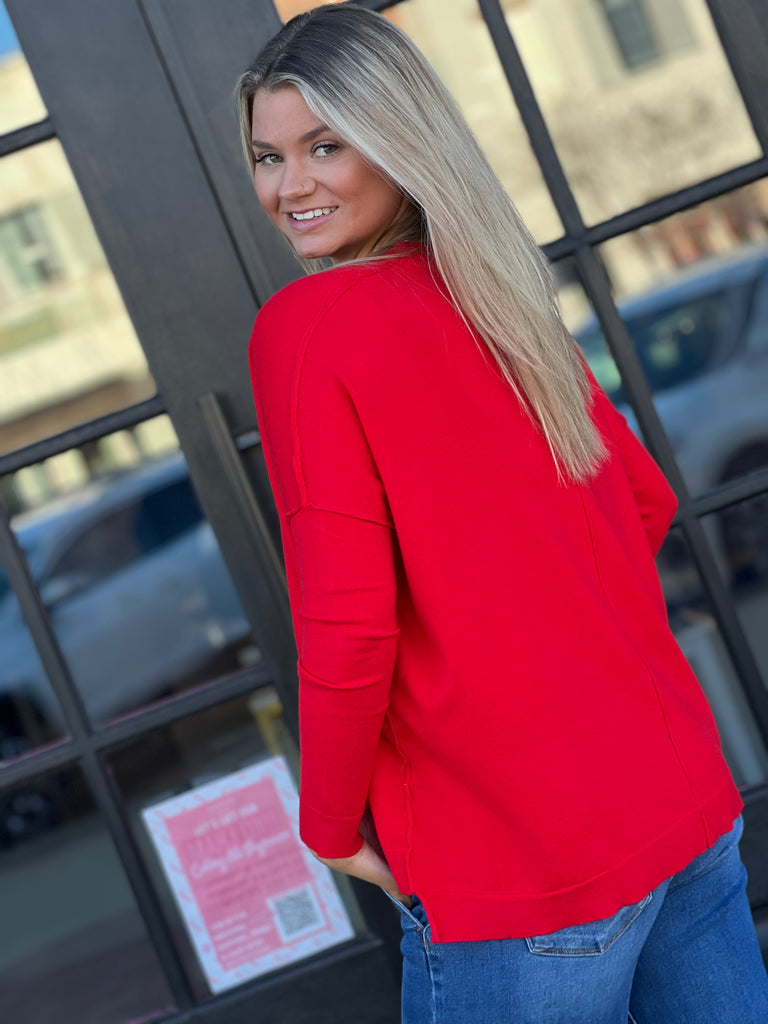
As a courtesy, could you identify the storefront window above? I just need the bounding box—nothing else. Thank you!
[5,420,260,729]
[581,183,768,502]
[0,139,155,455]
[506,0,761,224]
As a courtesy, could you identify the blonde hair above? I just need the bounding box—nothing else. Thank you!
[237,5,606,482]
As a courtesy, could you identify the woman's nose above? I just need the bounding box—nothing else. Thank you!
[279,163,315,202]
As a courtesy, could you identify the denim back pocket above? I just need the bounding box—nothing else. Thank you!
[525,891,653,956]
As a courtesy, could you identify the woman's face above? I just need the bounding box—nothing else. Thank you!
[250,87,408,263]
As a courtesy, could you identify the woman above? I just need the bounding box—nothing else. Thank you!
[238,6,768,1022]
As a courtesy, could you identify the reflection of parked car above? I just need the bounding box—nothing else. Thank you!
[0,455,257,759]
[575,245,768,584]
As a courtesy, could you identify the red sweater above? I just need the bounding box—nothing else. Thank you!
[248,244,741,943]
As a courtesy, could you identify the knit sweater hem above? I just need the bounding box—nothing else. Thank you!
[398,783,742,943]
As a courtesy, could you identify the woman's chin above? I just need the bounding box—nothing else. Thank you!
[300,249,333,262]
[286,233,363,264]
[290,239,336,262]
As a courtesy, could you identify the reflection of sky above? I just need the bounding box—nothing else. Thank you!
[0,3,20,58]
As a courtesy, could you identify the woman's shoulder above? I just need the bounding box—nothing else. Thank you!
[253,247,433,342]
[255,261,378,333]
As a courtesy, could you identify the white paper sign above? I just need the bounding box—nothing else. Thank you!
[142,756,354,993]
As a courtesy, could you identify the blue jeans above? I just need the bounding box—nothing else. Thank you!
[384,817,768,1023]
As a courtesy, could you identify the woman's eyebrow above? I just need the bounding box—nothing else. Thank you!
[251,124,332,150]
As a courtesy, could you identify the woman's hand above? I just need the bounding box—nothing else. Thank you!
[312,838,413,909]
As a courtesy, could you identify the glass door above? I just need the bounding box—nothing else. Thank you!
[0,1,403,1021]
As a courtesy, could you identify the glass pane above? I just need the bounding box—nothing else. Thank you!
[111,689,360,997]
[0,766,174,1023]
[7,418,260,726]
[657,527,768,788]
[0,2,47,134]
[569,183,768,497]
[270,0,564,245]
[507,0,761,223]
[0,139,155,454]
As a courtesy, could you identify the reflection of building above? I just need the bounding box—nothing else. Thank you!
[497,0,758,217]
[0,53,155,472]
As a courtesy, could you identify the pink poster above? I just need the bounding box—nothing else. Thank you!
[142,757,354,993]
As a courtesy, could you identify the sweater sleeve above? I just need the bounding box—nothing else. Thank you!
[593,385,678,556]
[289,507,398,858]
[249,283,399,858]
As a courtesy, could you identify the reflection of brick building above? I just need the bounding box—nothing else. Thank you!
[0,56,154,441]
[0,53,161,505]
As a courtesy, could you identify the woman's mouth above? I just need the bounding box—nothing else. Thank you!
[287,207,338,231]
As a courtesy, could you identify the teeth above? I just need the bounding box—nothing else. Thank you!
[291,208,336,221]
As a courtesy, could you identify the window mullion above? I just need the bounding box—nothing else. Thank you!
[0,117,55,158]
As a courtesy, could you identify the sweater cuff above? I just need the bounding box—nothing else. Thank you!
[299,801,365,859]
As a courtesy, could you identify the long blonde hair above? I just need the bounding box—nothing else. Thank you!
[237,5,606,482]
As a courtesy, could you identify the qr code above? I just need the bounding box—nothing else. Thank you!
[271,885,324,941]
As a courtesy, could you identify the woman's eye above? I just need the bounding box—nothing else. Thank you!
[254,153,281,166]
[314,142,340,158]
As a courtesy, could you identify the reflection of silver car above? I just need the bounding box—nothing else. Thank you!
[0,455,256,754]
[576,245,768,584]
